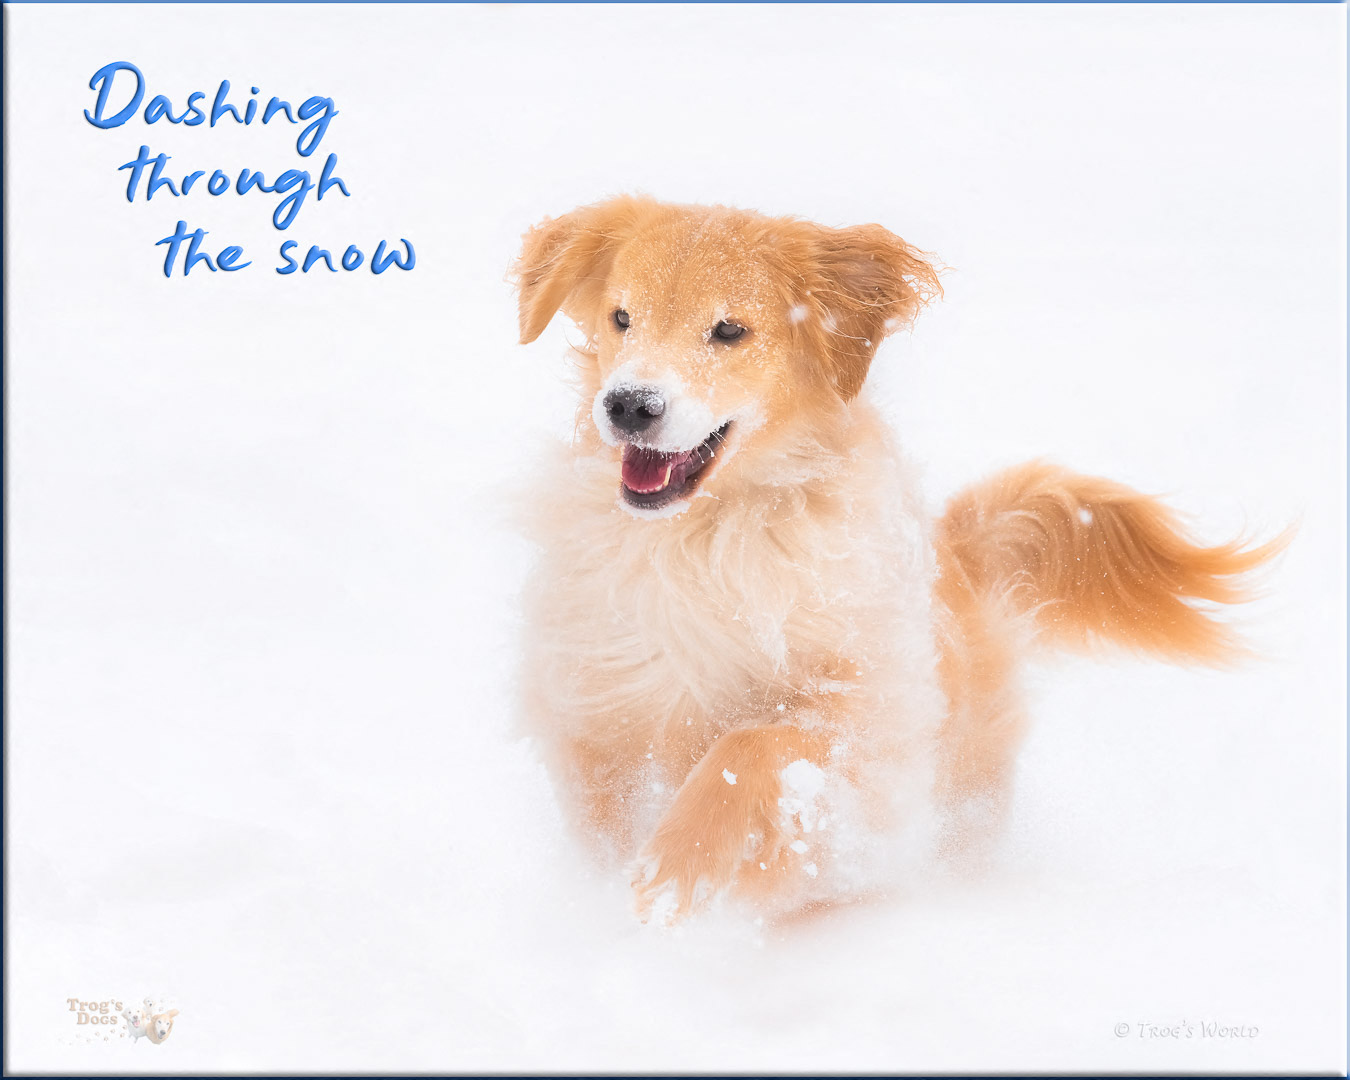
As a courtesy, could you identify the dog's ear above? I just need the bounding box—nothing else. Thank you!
[799,223,942,400]
[512,196,653,344]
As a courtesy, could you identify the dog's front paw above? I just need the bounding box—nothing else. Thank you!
[629,833,741,926]
[628,726,832,925]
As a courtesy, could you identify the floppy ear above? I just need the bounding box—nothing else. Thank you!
[801,223,942,400]
[511,195,653,344]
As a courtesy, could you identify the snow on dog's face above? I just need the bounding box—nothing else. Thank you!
[514,197,940,516]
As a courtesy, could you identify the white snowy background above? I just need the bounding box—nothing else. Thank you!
[5,3,1345,1073]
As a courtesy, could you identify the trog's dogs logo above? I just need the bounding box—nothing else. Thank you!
[66,997,179,1045]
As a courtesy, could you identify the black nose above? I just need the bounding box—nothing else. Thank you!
[603,385,666,434]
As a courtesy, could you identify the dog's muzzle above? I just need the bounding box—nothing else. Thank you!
[603,384,666,437]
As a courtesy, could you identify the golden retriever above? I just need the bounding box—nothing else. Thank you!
[511,195,1284,925]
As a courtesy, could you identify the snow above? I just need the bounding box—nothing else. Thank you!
[4,2,1344,1074]
[722,769,738,786]
[779,760,829,837]
[782,759,828,801]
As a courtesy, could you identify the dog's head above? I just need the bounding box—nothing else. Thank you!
[513,196,940,517]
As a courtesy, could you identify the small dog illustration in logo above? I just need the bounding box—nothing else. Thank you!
[120,1004,149,1044]
[146,1009,178,1045]
[120,997,177,1045]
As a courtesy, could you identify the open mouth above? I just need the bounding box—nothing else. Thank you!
[620,422,732,510]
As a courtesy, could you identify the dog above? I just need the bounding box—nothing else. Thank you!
[121,1004,150,1043]
[146,1009,178,1045]
[511,195,1285,925]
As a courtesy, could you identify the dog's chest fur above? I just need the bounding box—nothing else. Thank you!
[519,410,941,760]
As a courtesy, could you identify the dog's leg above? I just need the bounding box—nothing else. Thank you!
[932,587,1029,857]
[545,733,655,860]
[631,723,833,924]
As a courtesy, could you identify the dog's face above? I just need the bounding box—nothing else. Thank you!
[514,197,939,516]
[122,1007,143,1027]
[153,1017,172,1040]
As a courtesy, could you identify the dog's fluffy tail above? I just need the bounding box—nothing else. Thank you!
[935,461,1290,664]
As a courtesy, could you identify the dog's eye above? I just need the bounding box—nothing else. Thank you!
[613,309,630,331]
[712,321,746,342]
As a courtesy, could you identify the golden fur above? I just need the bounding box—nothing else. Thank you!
[145,1009,178,1045]
[511,196,1284,924]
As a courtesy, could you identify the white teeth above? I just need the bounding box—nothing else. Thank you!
[659,464,673,490]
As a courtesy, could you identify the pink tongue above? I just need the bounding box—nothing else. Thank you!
[622,446,692,494]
